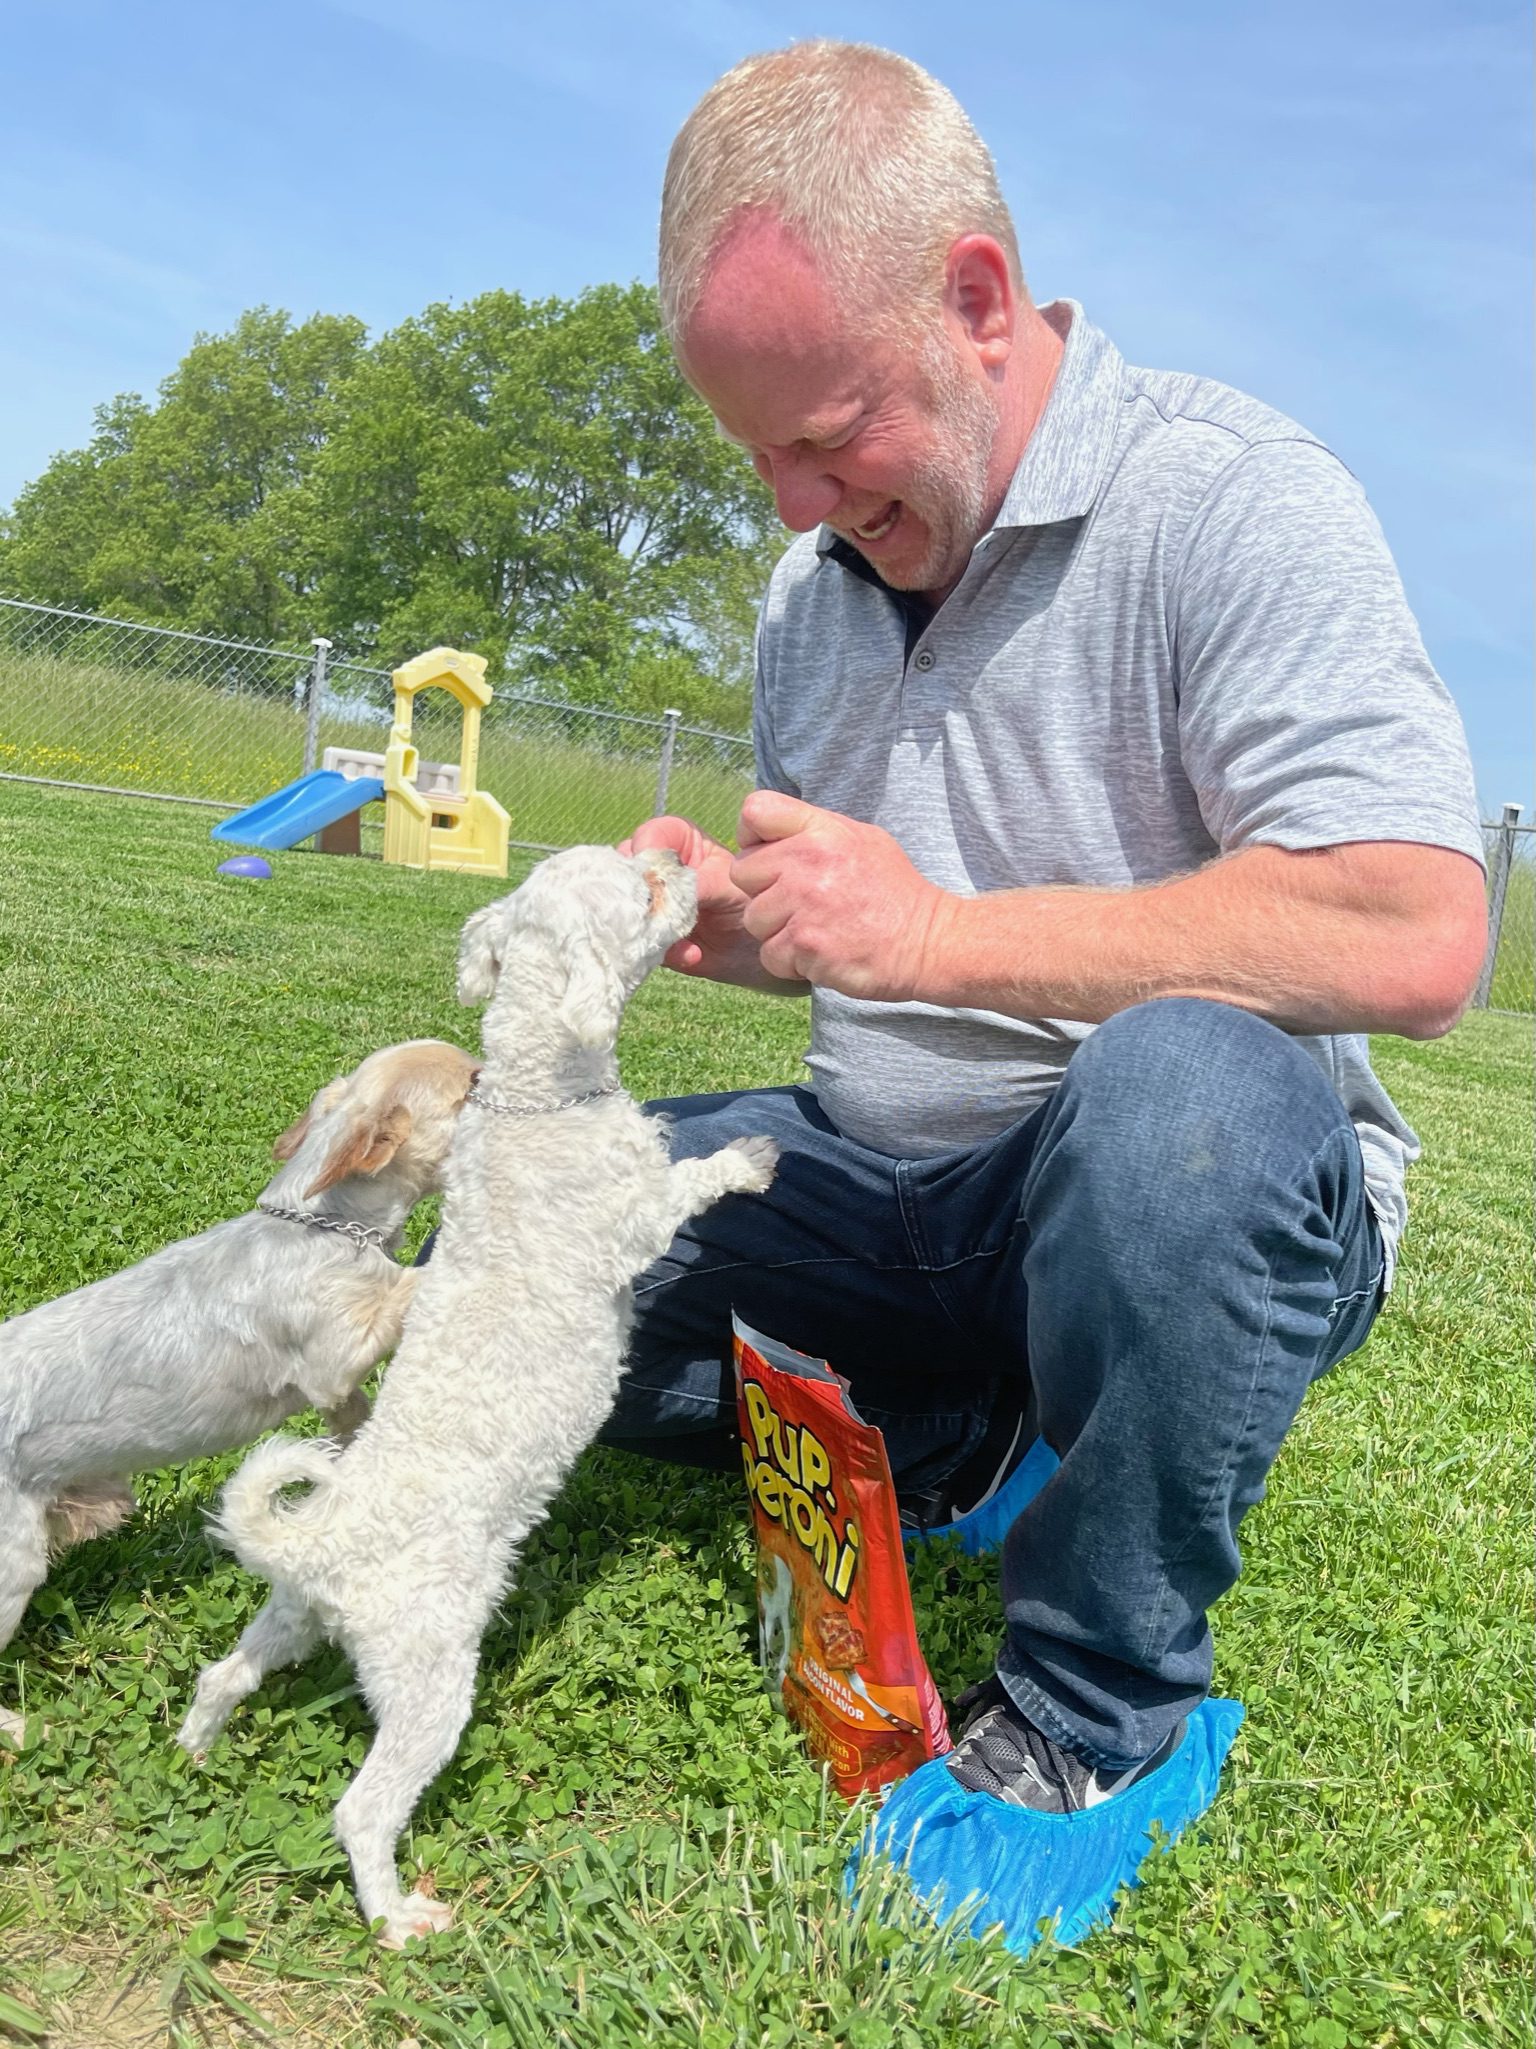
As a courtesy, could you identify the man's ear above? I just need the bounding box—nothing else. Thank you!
[304,1104,413,1198]
[458,902,509,1006]
[945,234,1015,369]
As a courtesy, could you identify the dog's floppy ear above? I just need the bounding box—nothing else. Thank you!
[304,1104,413,1198]
[274,1076,345,1160]
[457,900,509,1007]
[542,890,627,1050]
[272,1106,313,1162]
[557,950,627,1051]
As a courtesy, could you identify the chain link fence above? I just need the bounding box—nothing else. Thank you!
[0,593,1529,1014]
[0,596,754,851]
[0,596,322,806]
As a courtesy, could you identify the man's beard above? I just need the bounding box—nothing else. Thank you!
[882,337,999,594]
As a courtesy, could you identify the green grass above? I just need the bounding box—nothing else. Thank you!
[0,781,1530,2048]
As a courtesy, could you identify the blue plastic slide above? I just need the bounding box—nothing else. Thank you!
[211,770,385,852]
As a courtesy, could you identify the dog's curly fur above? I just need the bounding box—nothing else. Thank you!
[0,1037,479,1745]
[179,845,778,1948]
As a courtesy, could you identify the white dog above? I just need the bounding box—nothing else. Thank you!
[179,845,778,1948]
[0,1037,479,1745]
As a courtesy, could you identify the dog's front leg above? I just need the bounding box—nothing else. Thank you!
[616,1137,779,1274]
[666,1136,779,1227]
[0,1488,50,1744]
[321,1389,371,1442]
[364,1265,420,1357]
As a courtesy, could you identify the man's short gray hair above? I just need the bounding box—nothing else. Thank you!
[658,40,1023,348]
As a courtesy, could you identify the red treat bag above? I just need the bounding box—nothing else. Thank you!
[732,1313,951,1800]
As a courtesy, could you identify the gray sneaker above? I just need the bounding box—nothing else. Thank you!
[946,1677,1187,1815]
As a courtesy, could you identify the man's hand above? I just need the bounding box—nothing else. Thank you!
[729,792,954,1001]
[621,813,808,992]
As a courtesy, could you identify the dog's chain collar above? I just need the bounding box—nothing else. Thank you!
[466,1079,623,1117]
[257,1203,390,1252]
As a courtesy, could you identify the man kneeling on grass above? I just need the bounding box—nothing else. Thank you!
[600,41,1487,1942]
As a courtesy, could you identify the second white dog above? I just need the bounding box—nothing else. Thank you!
[179,845,778,1947]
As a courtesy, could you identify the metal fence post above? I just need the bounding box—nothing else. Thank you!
[1473,801,1523,1008]
[303,636,332,776]
[653,707,682,816]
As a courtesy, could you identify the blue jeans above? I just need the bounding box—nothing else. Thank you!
[602,998,1385,1769]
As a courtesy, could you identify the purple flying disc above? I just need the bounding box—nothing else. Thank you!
[216,855,273,880]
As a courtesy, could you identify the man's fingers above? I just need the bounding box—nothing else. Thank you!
[757,929,805,983]
[729,844,780,898]
[740,882,792,947]
[625,814,711,862]
[738,789,820,849]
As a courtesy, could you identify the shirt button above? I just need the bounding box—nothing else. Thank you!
[913,648,936,671]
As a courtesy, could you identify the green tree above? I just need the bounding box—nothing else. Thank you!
[0,285,781,719]
[0,308,367,645]
[307,282,778,709]
[0,393,150,617]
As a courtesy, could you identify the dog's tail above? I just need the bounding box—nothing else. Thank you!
[212,1435,341,1586]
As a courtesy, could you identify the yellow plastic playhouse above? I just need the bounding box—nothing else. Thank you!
[380,647,510,879]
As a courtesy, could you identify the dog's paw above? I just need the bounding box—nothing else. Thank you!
[376,1892,455,1948]
[725,1134,780,1193]
[0,1708,27,1747]
[175,1709,220,1760]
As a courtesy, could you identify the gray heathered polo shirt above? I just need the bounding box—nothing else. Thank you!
[752,300,1484,1280]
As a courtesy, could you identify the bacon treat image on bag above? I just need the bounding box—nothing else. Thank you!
[732,1314,951,1800]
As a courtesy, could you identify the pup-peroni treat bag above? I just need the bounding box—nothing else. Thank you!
[732,1314,950,1800]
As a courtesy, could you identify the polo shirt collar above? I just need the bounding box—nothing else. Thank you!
[993,301,1123,528]
[815,299,1122,574]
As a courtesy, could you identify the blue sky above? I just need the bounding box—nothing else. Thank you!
[2,0,1529,810]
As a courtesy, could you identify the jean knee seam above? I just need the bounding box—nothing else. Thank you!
[1135,1118,1363,1672]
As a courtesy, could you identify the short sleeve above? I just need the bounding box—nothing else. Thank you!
[1169,439,1483,866]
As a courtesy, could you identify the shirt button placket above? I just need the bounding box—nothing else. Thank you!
[908,644,938,723]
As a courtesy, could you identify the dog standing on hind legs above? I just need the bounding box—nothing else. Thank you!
[180,845,778,1948]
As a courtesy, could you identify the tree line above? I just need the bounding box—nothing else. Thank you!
[0,287,782,730]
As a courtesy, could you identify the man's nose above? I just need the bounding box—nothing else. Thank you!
[761,449,843,532]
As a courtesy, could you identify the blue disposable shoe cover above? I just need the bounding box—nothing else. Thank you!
[907,1435,1060,1557]
[847,1696,1244,1952]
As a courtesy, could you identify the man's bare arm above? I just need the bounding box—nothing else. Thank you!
[730,794,1488,1040]
[920,841,1488,1040]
